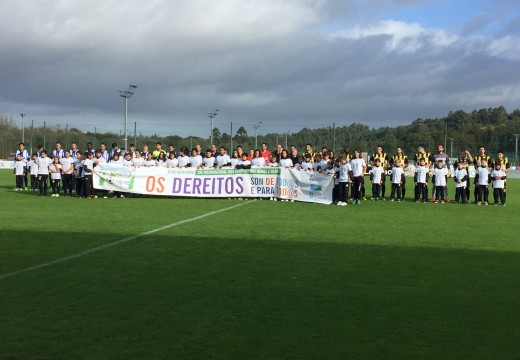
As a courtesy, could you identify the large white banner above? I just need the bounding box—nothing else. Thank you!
[93,164,334,204]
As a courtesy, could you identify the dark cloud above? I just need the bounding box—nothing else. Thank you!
[1,0,519,137]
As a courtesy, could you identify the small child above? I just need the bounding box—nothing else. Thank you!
[144,153,156,167]
[82,151,95,198]
[293,156,304,170]
[267,155,279,167]
[389,159,404,201]
[475,159,491,205]
[177,148,189,168]
[28,153,39,191]
[13,153,25,190]
[49,156,63,197]
[202,149,215,168]
[414,158,429,203]
[337,155,352,206]
[301,154,313,171]
[237,153,251,169]
[369,158,384,200]
[37,150,52,196]
[491,162,507,206]
[74,152,84,197]
[453,160,468,204]
[433,160,448,203]
[166,152,179,168]
[322,160,336,202]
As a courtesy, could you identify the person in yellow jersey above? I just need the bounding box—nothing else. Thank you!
[152,142,167,158]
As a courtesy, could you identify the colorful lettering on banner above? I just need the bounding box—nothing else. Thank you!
[93,164,334,204]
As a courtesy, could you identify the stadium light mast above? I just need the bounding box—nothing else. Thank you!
[514,134,519,166]
[449,138,454,159]
[119,84,138,151]
[20,113,26,143]
[253,121,262,149]
[208,109,219,146]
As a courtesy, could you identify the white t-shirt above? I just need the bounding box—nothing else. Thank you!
[37,157,52,175]
[476,166,490,186]
[433,167,448,187]
[144,159,156,167]
[415,165,429,183]
[338,162,352,182]
[14,160,25,176]
[28,160,39,176]
[132,157,145,167]
[61,157,75,175]
[230,157,240,168]
[300,161,313,171]
[189,155,203,168]
[216,154,231,167]
[203,157,215,168]
[370,166,384,183]
[454,168,468,188]
[82,159,94,176]
[49,164,62,180]
[350,158,366,177]
[391,166,404,184]
[280,158,293,168]
[166,158,179,168]
[177,155,190,167]
[491,169,506,189]
[251,157,266,166]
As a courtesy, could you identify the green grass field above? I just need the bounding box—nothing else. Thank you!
[1,169,519,359]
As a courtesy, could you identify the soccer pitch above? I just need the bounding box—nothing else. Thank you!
[0,169,519,359]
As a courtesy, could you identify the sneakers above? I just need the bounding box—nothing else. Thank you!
[441,200,444,203]
[435,200,439,203]
[430,197,435,202]
[337,201,343,206]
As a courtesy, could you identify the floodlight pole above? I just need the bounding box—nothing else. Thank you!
[514,134,519,166]
[20,113,26,143]
[449,138,454,159]
[119,84,138,151]
[208,109,219,146]
[253,122,262,149]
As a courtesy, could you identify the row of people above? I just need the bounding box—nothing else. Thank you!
[12,141,510,204]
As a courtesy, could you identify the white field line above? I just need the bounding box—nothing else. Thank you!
[0,201,253,281]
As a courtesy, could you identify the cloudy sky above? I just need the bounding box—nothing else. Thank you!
[1,0,519,138]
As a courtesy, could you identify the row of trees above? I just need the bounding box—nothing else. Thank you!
[1,106,520,163]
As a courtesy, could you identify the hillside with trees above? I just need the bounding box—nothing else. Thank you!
[2,106,519,163]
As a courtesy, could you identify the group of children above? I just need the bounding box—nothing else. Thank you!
[12,142,510,205]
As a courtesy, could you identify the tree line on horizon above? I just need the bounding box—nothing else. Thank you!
[1,106,519,161]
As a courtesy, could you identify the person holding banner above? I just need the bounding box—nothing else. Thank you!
[279,150,293,168]
[251,150,266,166]
[216,146,231,168]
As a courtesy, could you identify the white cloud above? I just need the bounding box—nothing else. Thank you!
[488,35,520,60]
[332,20,458,53]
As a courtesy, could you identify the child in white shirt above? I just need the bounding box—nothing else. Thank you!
[453,160,468,204]
[433,160,448,203]
[414,157,429,202]
[369,158,384,200]
[491,162,506,206]
[475,159,491,205]
[389,159,405,201]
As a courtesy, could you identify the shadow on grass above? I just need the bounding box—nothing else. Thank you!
[0,230,519,360]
